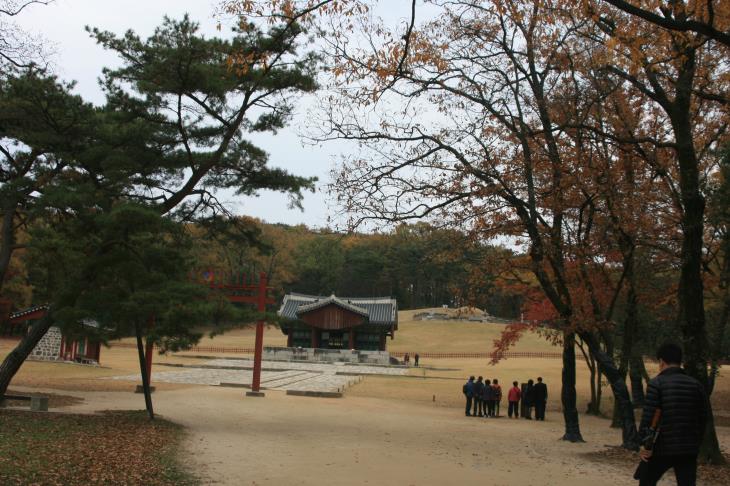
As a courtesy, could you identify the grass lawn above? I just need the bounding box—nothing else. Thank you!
[129,310,555,354]
[389,318,555,353]
[0,410,197,486]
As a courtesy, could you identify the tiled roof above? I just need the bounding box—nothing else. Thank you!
[9,305,49,320]
[8,306,101,329]
[278,293,398,328]
[296,295,369,317]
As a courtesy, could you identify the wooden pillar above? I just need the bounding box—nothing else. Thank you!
[379,334,386,351]
[311,328,318,348]
[145,338,154,384]
[349,330,355,350]
[59,336,65,360]
[287,332,293,347]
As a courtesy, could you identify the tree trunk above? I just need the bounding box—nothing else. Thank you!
[629,355,645,407]
[699,405,725,464]
[134,322,154,420]
[596,366,603,415]
[0,207,16,294]
[586,354,598,415]
[709,228,730,395]
[561,332,584,442]
[577,338,600,415]
[579,331,639,449]
[0,314,53,397]
[666,44,723,464]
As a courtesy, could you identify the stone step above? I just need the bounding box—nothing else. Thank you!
[261,371,316,388]
[265,372,326,389]
[285,374,353,393]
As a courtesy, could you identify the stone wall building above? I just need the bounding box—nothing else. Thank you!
[4,305,102,364]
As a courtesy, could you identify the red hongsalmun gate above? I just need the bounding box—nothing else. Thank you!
[199,271,275,395]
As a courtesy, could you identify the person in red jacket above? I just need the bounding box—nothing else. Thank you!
[508,381,522,418]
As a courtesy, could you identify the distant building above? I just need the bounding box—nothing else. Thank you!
[3,305,102,364]
[277,293,398,351]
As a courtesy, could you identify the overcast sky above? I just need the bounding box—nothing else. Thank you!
[14,0,418,229]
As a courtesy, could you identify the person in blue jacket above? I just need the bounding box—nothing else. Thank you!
[462,376,475,416]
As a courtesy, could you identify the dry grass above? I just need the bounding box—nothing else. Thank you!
[0,340,197,392]
[389,319,555,353]
[112,324,289,351]
[351,357,601,412]
[2,310,729,420]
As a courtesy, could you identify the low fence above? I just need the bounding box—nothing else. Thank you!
[110,342,257,354]
[108,342,562,359]
[389,351,562,359]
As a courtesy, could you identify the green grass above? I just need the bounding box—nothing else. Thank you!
[0,410,197,486]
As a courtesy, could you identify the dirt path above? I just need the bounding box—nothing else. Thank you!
[10,385,693,486]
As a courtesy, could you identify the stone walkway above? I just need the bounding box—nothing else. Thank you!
[108,358,409,393]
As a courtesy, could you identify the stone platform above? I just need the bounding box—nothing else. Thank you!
[108,358,408,394]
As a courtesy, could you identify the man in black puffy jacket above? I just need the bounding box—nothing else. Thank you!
[638,343,709,486]
[473,376,485,417]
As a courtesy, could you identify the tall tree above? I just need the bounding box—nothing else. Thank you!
[28,204,216,419]
[585,2,729,462]
[316,0,640,445]
[0,15,318,398]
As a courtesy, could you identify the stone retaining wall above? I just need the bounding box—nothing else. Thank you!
[263,347,391,365]
[29,326,62,361]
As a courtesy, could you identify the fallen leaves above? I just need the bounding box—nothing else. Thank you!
[0,409,197,485]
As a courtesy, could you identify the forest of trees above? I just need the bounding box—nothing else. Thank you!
[193,219,524,315]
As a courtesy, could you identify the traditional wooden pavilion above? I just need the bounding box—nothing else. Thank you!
[3,305,102,364]
[277,293,398,351]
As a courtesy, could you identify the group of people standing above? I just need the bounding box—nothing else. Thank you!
[462,376,548,420]
[403,353,419,367]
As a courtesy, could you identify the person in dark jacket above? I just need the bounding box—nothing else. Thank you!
[523,379,535,420]
[638,343,708,486]
[473,376,485,417]
[533,377,547,421]
[485,379,495,417]
[481,378,491,418]
[463,376,475,416]
[492,379,503,417]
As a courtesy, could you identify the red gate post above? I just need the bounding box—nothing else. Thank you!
[145,339,154,384]
[247,272,267,397]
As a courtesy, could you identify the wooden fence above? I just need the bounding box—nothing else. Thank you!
[389,351,562,359]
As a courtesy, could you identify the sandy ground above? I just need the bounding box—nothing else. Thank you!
[3,316,729,485]
[9,384,678,486]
